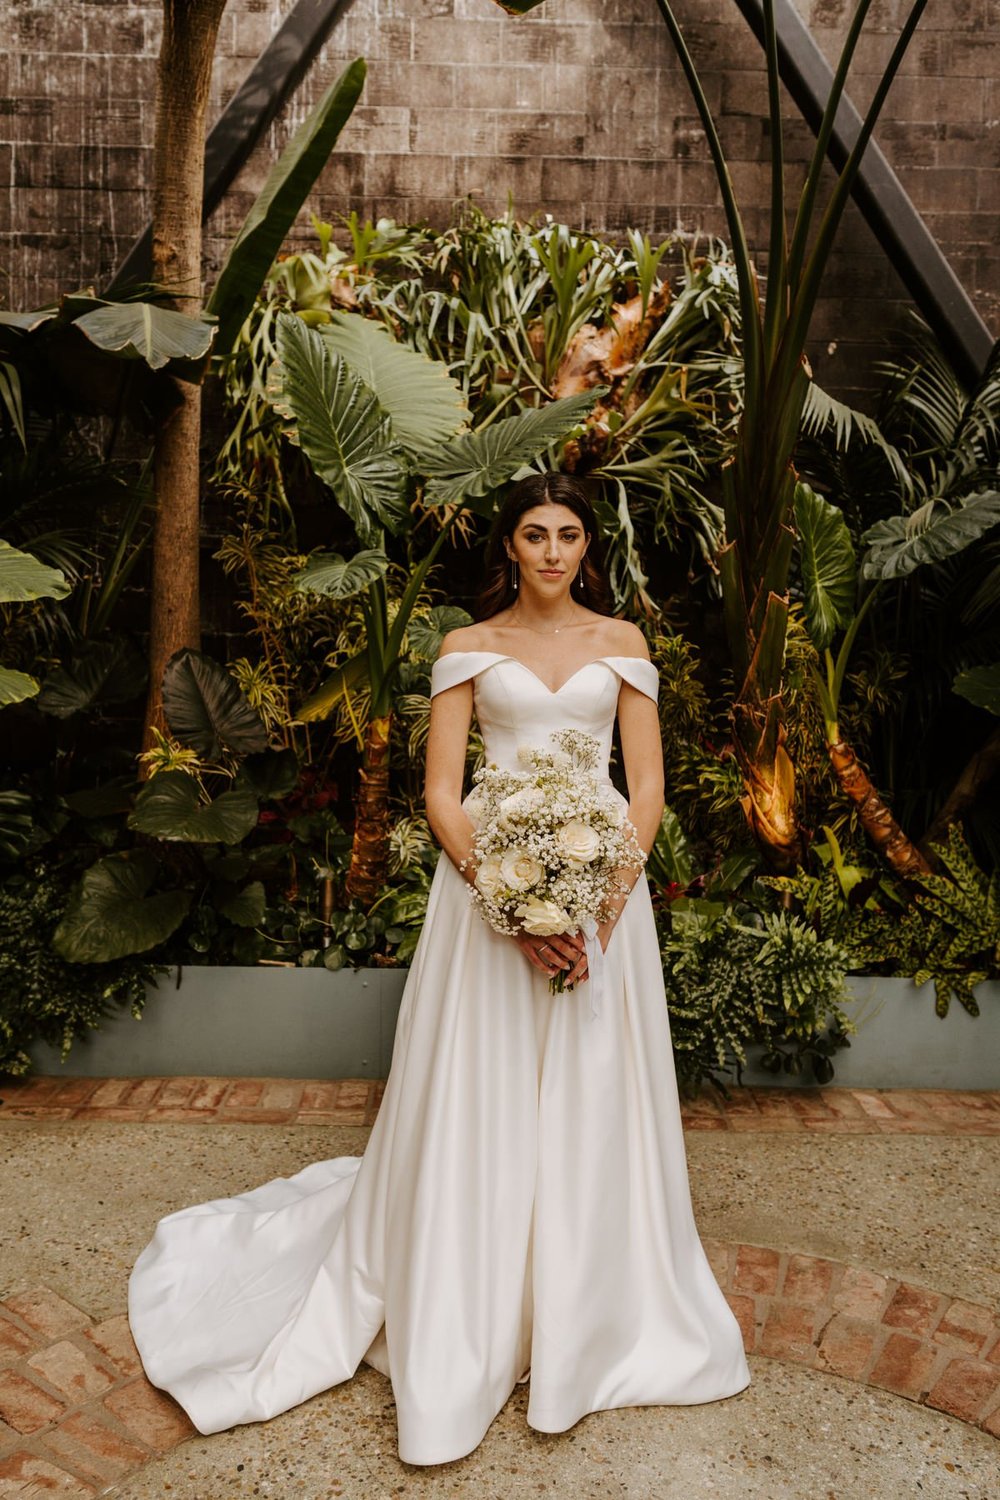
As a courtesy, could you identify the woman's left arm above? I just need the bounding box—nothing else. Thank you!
[599,676,666,935]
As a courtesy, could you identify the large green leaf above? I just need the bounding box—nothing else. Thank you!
[35,636,146,718]
[234,748,300,801]
[0,360,25,448]
[207,59,367,357]
[215,880,267,926]
[793,481,856,650]
[292,547,388,600]
[295,648,369,724]
[53,851,191,962]
[128,770,260,844]
[73,303,215,371]
[0,666,40,707]
[862,490,1000,581]
[953,663,1000,716]
[0,538,71,602]
[0,790,34,861]
[407,605,474,662]
[419,391,601,507]
[161,648,269,758]
[270,313,409,542]
[647,804,694,890]
[322,312,469,455]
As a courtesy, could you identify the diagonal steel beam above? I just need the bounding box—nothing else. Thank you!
[107,0,353,297]
[731,0,995,385]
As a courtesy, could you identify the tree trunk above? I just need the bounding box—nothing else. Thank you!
[828,738,932,878]
[141,0,229,761]
[345,713,393,906]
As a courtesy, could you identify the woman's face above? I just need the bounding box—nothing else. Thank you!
[505,503,590,592]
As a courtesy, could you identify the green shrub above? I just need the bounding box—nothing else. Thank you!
[656,900,854,1096]
[0,866,168,1076]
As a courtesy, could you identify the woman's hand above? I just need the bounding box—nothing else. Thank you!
[512,927,587,981]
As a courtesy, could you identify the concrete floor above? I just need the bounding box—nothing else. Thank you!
[1,1119,997,1498]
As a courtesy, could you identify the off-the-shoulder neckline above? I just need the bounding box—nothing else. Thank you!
[433,650,655,697]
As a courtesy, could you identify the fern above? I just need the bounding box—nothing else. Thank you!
[659,904,853,1095]
[769,826,999,1018]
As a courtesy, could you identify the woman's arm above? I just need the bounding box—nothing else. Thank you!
[424,672,479,885]
[601,676,666,928]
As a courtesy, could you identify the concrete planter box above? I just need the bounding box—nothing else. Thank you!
[29,965,409,1080]
[29,968,999,1089]
[735,976,1000,1091]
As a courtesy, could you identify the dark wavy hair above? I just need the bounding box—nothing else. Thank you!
[471,473,615,622]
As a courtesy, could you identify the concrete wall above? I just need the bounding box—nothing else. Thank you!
[2,0,998,401]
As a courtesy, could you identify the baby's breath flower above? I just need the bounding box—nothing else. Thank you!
[464,729,647,993]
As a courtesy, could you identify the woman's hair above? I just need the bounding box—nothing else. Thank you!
[471,473,615,621]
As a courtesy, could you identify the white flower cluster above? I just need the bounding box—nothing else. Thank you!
[458,730,647,988]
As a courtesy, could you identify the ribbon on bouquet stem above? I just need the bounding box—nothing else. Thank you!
[577,916,604,1019]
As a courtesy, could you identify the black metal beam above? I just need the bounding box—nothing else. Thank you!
[106,0,353,297]
[731,0,995,386]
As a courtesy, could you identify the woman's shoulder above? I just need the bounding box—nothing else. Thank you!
[603,617,652,661]
[437,624,493,658]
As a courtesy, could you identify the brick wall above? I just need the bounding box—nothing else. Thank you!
[2,0,997,402]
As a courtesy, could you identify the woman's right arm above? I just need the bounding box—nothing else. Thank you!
[424,672,479,885]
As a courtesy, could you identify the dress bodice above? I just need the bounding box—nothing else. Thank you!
[429,651,659,789]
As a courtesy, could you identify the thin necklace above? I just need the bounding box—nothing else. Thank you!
[511,605,584,635]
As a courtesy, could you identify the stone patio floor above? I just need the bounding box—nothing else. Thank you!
[0,1079,997,1498]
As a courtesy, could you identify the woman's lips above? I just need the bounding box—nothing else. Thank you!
[540,569,563,576]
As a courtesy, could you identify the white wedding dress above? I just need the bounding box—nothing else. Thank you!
[128,651,750,1466]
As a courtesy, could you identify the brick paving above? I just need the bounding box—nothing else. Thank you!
[0,1247,996,1494]
[0,1083,997,1488]
[1,1077,999,1133]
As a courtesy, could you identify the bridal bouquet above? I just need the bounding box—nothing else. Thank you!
[458,729,647,994]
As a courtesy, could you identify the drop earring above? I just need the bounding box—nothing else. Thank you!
[510,557,519,590]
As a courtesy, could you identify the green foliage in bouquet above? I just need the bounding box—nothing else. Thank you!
[0,866,168,1076]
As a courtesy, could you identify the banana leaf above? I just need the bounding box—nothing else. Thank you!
[0,538,71,602]
[73,302,215,372]
[207,59,367,358]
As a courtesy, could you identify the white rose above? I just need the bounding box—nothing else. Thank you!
[499,847,544,891]
[555,819,601,863]
[498,786,546,828]
[473,850,504,898]
[514,896,572,936]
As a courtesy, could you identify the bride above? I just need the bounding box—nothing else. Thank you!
[128,471,750,1468]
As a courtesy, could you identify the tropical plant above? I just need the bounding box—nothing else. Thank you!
[264,308,601,904]
[766,825,1000,1018]
[658,901,854,1096]
[794,392,1000,873]
[0,865,167,1076]
[218,208,745,614]
[0,538,71,705]
[492,0,928,873]
[141,49,368,755]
